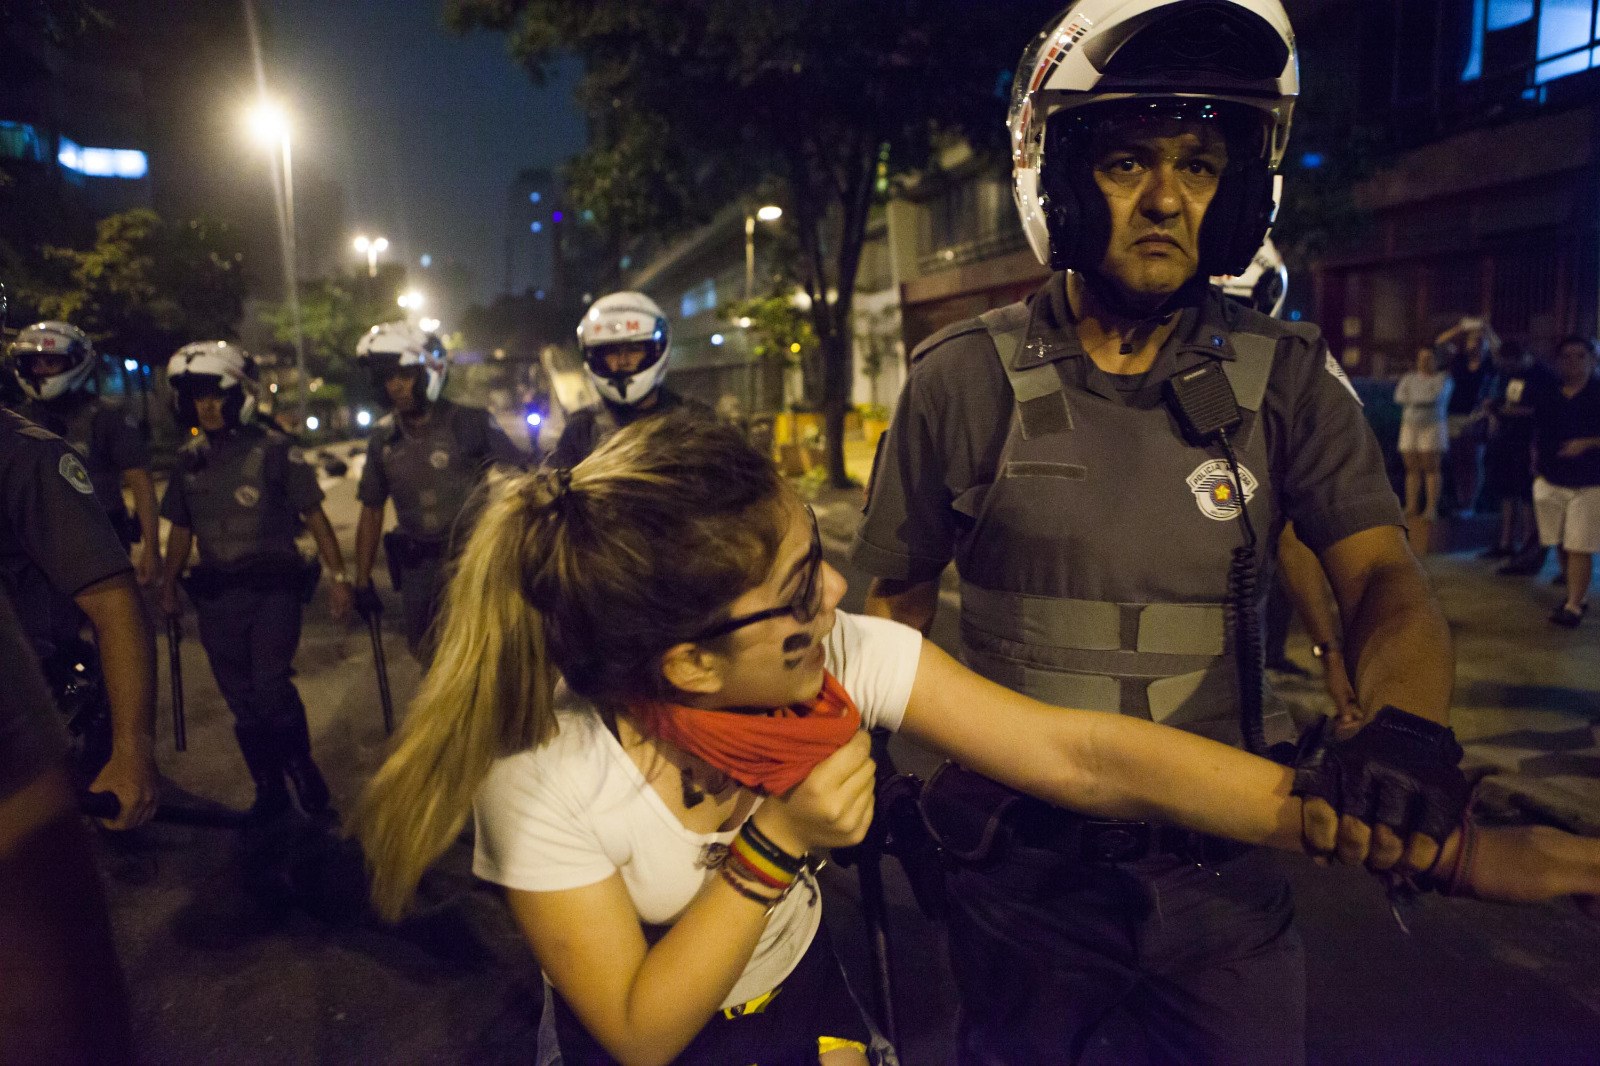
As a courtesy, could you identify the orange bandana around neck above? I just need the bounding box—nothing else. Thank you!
[631,672,862,796]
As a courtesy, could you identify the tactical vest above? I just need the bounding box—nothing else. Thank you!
[376,402,483,542]
[27,398,124,516]
[955,302,1293,748]
[178,428,302,567]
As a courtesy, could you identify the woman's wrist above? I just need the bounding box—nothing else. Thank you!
[747,808,808,861]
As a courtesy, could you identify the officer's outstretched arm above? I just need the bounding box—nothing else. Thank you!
[864,576,940,635]
[73,572,158,830]
[0,765,134,1062]
[1318,525,1453,729]
[355,504,385,588]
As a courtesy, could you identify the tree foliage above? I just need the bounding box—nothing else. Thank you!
[257,264,409,385]
[446,0,1060,485]
[30,208,245,362]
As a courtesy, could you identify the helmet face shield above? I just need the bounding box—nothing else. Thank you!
[5,321,96,400]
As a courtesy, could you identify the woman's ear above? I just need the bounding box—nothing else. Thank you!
[659,642,725,697]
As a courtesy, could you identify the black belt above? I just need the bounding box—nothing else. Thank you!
[1007,815,1250,867]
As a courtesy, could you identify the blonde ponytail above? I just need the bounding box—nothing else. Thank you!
[351,478,561,922]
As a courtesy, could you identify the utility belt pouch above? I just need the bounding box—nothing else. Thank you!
[382,531,407,591]
[920,761,1024,863]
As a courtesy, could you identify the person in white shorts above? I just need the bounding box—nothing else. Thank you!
[1394,345,1454,520]
[1530,336,1600,626]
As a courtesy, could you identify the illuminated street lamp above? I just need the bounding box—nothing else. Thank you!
[397,290,426,312]
[745,205,783,298]
[352,234,389,278]
[246,97,308,432]
[418,316,441,334]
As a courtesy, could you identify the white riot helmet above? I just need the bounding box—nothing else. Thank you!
[1009,0,1298,277]
[167,341,258,429]
[356,321,448,405]
[1214,233,1287,318]
[576,291,671,407]
[6,321,96,400]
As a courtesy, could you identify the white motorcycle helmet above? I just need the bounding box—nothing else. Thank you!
[356,321,449,405]
[576,292,671,407]
[1214,234,1288,318]
[6,321,97,400]
[1009,0,1298,277]
[167,341,258,429]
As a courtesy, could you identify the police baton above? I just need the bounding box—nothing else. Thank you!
[832,728,900,1047]
[166,616,187,752]
[367,610,395,735]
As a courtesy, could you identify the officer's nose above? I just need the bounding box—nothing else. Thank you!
[1137,163,1183,222]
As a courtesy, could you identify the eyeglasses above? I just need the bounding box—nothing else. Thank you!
[691,507,824,642]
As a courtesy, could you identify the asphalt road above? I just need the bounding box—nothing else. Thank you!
[95,451,1600,1064]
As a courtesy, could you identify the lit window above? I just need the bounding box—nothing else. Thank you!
[529,191,542,204]
[0,121,47,163]
[680,279,718,318]
[57,137,148,179]
[531,221,543,233]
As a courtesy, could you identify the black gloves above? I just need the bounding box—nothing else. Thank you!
[352,584,384,620]
[1289,706,1470,843]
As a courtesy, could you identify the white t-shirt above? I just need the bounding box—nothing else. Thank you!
[472,611,924,1009]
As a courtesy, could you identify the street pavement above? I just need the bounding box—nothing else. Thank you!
[95,455,1600,1064]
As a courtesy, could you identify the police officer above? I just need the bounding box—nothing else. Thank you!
[159,341,351,819]
[3,321,162,584]
[854,1,1459,1061]
[352,322,526,659]
[547,291,711,468]
[0,405,159,831]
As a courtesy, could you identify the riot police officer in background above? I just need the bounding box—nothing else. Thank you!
[547,291,710,467]
[1,403,159,832]
[159,342,352,819]
[855,1,1461,1061]
[352,322,526,660]
[4,321,162,585]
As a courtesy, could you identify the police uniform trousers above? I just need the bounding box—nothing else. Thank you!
[398,556,445,662]
[192,583,308,733]
[946,843,1304,1066]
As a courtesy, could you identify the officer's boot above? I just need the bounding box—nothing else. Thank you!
[277,717,331,816]
[234,726,291,822]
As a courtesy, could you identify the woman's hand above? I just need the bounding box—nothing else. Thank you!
[751,731,876,856]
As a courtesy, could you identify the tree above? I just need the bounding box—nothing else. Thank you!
[31,208,245,362]
[257,264,408,387]
[446,0,1060,486]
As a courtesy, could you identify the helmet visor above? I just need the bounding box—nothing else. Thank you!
[174,372,227,401]
[584,340,664,379]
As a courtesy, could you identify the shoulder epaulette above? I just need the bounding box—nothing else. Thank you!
[909,316,992,366]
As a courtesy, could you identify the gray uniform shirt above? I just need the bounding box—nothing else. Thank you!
[852,275,1402,586]
[161,424,323,568]
[357,399,525,544]
[0,591,67,803]
[0,408,133,653]
[18,394,149,518]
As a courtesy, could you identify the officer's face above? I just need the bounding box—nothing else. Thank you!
[383,368,424,413]
[22,351,69,387]
[1556,342,1596,388]
[601,343,649,374]
[194,394,227,431]
[1089,118,1227,306]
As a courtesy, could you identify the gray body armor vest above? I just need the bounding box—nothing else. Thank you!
[28,398,124,515]
[178,428,301,568]
[377,403,483,543]
[957,302,1291,747]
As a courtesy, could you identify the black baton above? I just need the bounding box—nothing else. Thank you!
[368,611,395,735]
[167,616,186,752]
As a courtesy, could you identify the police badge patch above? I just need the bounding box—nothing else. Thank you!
[428,449,450,470]
[1186,459,1257,521]
[235,485,261,508]
[59,452,94,495]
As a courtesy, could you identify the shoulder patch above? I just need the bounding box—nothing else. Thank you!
[1325,351,1362,405]
[58,451,95,495]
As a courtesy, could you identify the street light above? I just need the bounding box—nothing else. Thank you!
[418,316,441,334]
[352,234,389,278]
[745,205,783,298]
[397,290,426,312]
[245,97,308,433]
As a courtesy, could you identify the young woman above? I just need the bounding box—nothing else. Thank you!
[355,414,1600,1066]
[1395,345,1455,520]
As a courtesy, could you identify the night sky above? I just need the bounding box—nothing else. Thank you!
[261,0,586,304]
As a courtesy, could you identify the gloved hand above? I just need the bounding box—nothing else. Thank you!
[1289,706,1469,873]
[352,584,384,620]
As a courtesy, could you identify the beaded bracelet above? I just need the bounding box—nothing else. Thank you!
[719,864,784,908]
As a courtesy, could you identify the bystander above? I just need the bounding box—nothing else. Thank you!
[1528,336,1600,626]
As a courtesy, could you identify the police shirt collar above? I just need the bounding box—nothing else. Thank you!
[1018,272,1234,372]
